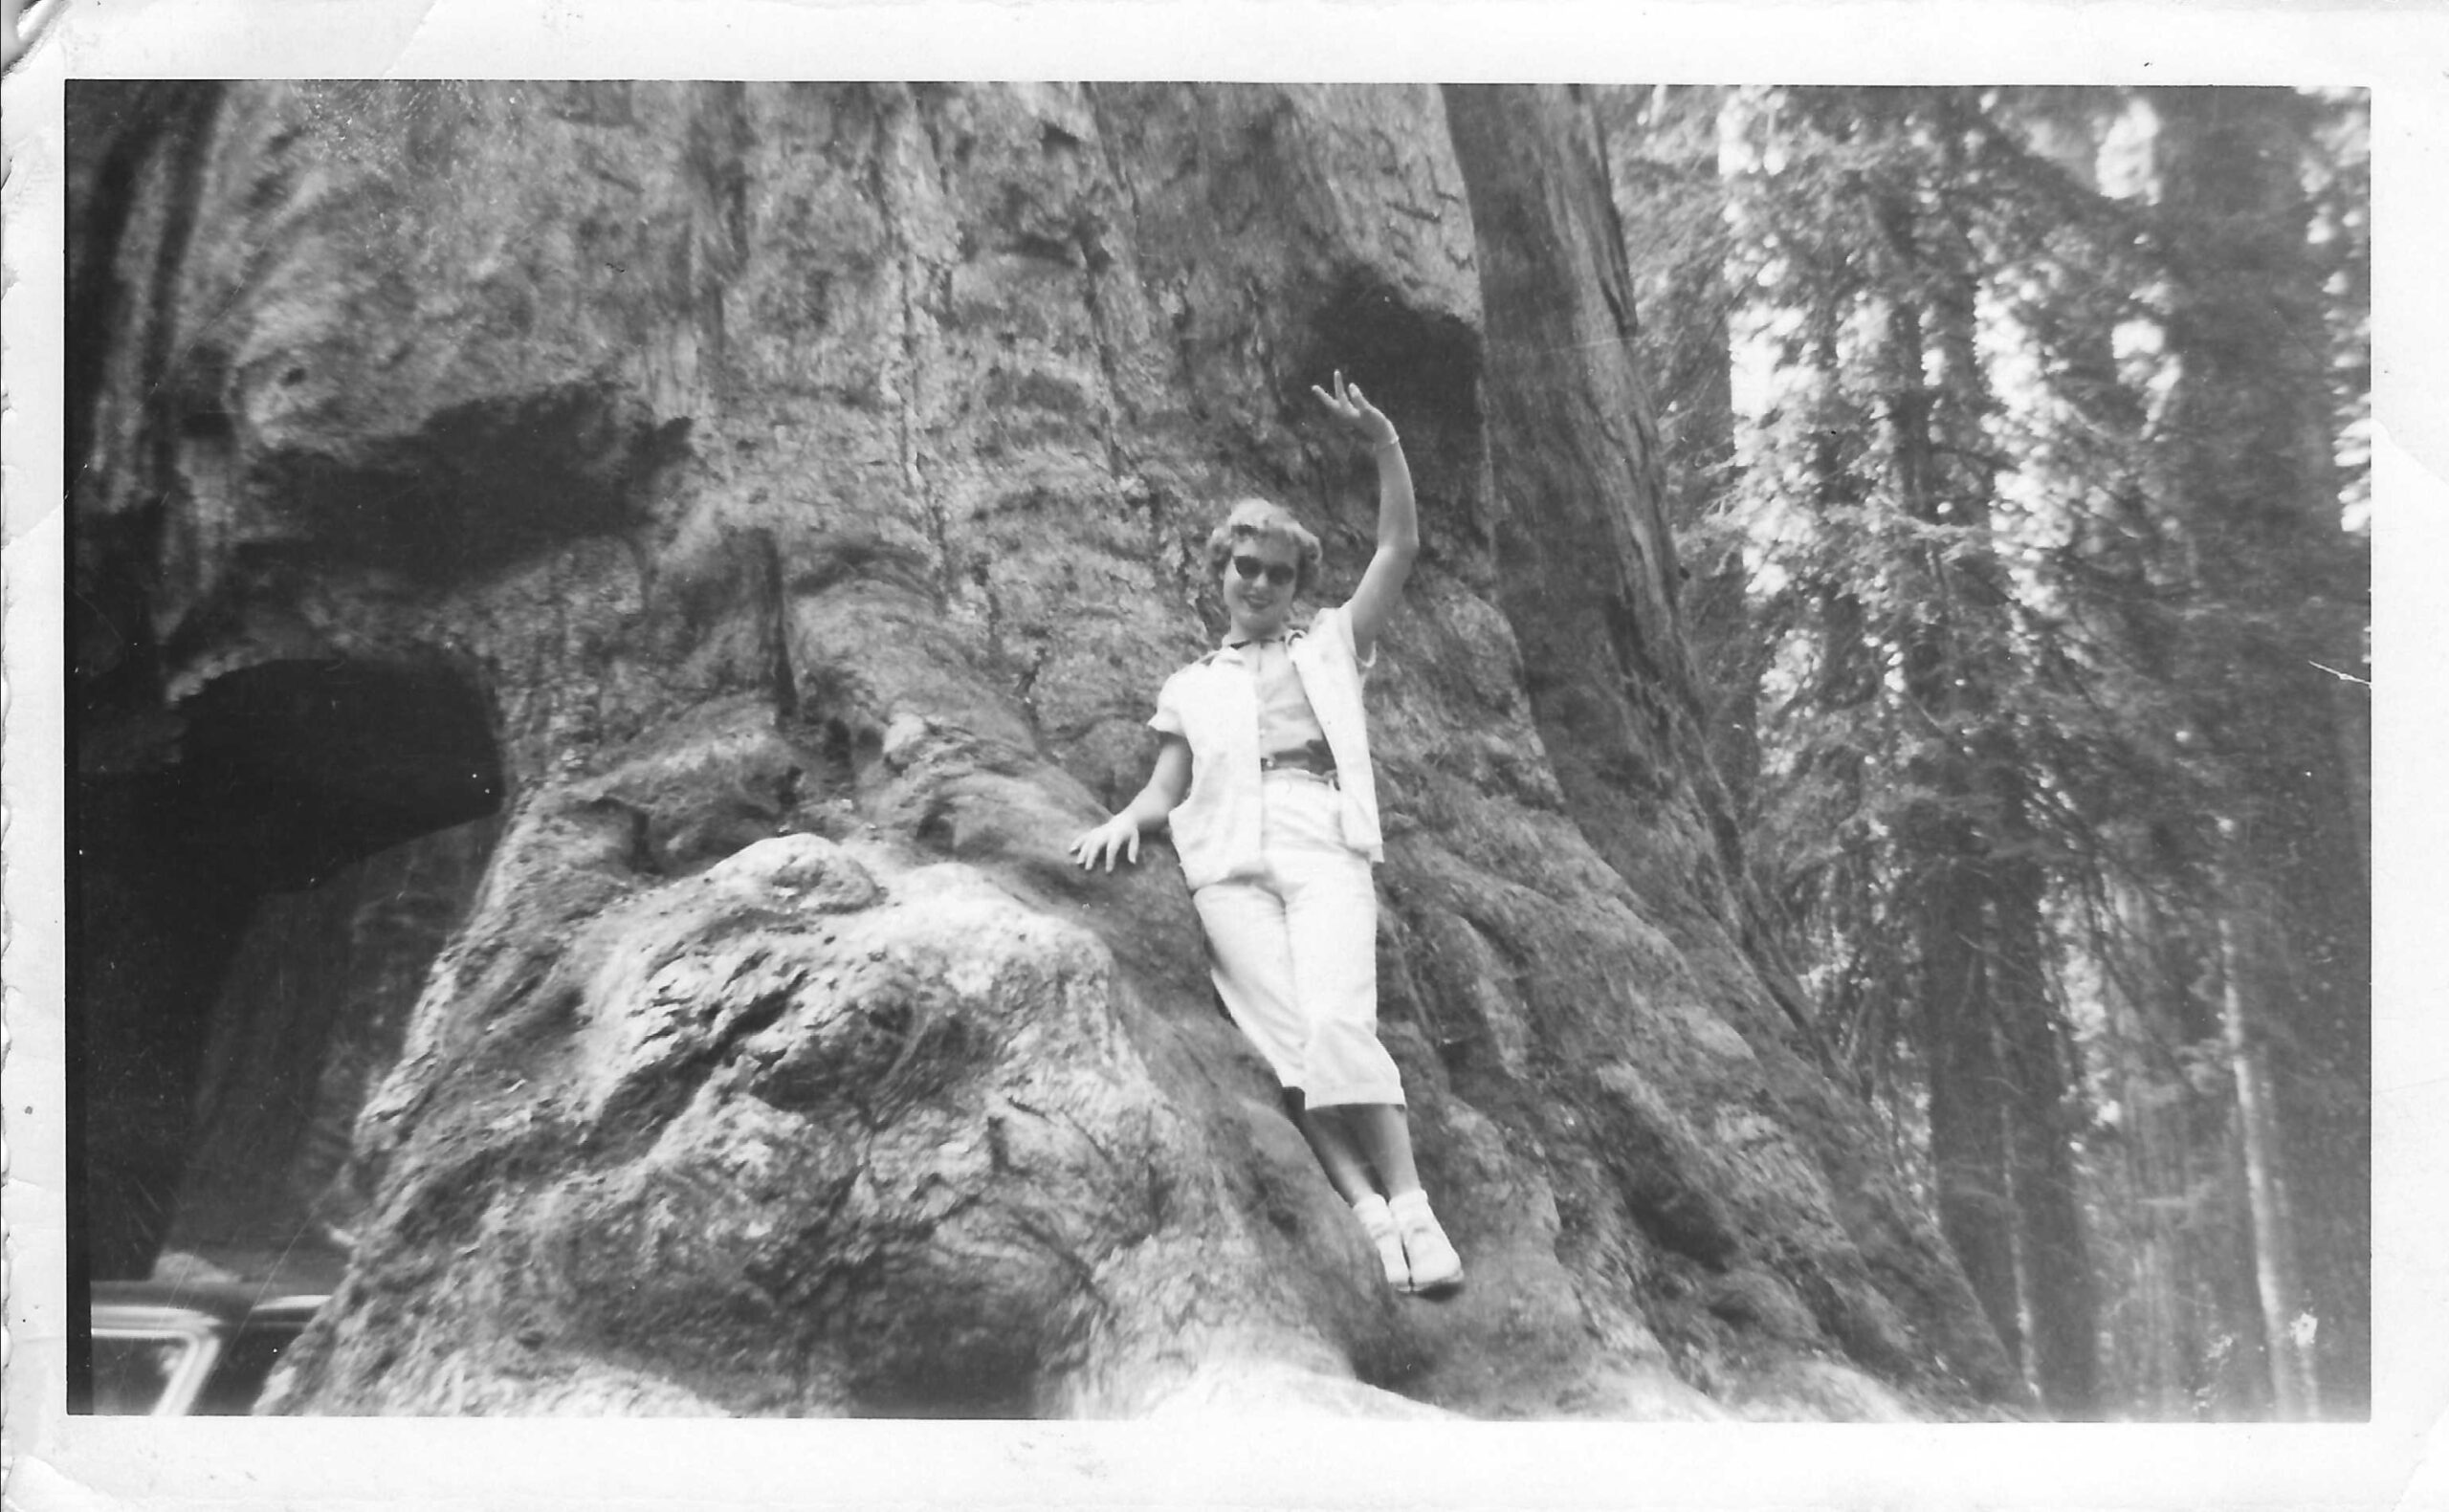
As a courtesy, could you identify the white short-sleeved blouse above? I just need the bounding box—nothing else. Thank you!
[1151,603,1383,890]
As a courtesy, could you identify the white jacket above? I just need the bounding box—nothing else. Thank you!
[1150,603,1384,890]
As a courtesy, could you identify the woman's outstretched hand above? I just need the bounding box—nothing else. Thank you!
[1312,369,1400,448]
[1070,814,1142,872]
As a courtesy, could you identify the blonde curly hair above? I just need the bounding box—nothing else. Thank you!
[1203,497,1324,598]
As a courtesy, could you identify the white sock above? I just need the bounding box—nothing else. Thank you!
[1387,1188,1463,1291]
[1351,1194,1408,1288]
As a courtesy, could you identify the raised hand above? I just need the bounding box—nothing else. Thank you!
[1312,369,1399,447]
[1320,365,1417,660]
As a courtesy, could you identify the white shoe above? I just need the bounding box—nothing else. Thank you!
[1388,1190,1464,1296]
[1351,1194,1411,1291]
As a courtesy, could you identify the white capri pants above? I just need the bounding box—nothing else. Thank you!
[1190,771,1405,1108]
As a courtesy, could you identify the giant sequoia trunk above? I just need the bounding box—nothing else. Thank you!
[71,80,2018,1418]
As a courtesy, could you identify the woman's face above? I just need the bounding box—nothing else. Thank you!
[1222,536,1301,642]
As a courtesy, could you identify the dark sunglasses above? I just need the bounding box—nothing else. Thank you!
[1231,555,1297,588]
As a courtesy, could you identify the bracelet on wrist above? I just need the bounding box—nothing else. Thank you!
[1373,433,1402,451]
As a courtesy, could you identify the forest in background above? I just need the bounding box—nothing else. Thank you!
[1602,85,2371,1420]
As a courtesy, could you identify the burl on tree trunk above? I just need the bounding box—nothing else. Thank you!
[71,80,2019,1417]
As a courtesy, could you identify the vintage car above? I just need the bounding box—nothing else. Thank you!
[89,1280,327,1414]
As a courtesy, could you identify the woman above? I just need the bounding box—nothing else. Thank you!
[1070,371,1462,1296]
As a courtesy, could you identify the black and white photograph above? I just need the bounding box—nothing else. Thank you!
[6,3,2442,1508]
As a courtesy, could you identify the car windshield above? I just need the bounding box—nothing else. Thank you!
[86,1289,327,1415]
[90,1330,210,1415]
[192,1318,311,1413]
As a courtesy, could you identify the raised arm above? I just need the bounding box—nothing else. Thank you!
[1069,734,1193,871]
[1312,371,1418,660]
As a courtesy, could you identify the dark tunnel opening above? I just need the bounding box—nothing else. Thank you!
[71,655,506,1405]
[164,660,504,891]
